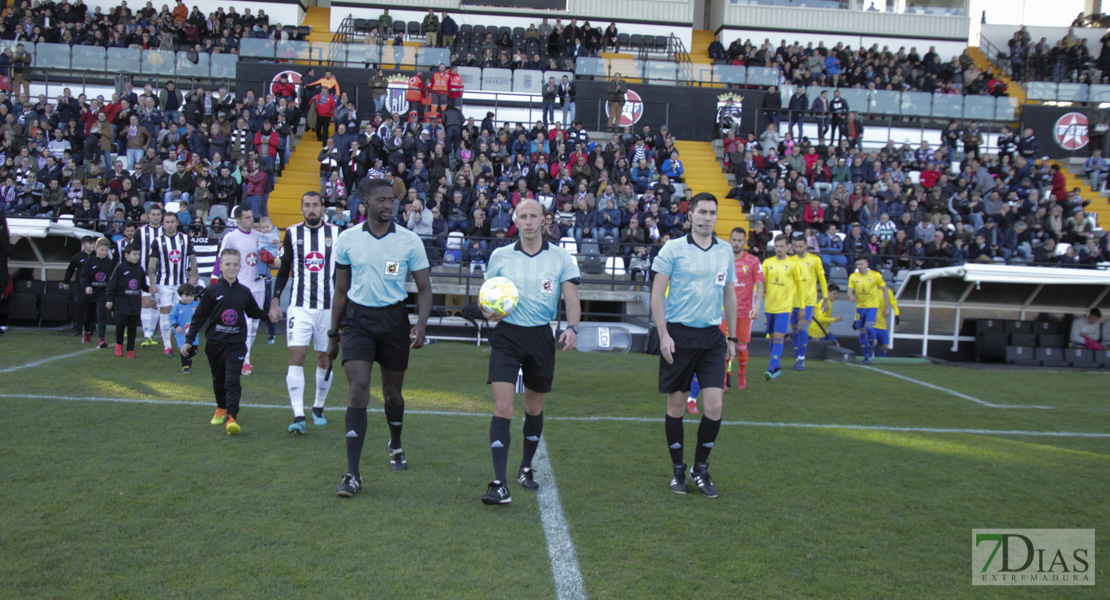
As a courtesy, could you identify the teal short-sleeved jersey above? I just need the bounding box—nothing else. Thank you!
[334,222,430,307]
[653,234,735,328]
[486,241,581,327]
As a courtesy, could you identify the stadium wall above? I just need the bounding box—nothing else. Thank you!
[330,1,695,50]
[80,0,305,31]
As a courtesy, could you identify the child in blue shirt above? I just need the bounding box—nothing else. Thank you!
[169,284,199,373]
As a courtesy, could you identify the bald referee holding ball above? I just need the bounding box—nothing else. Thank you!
[480,199,581,506]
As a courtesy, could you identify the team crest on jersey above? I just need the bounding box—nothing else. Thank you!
[245,251,259,267]
[385,261,400,276]
[305,251,325,272]
[742,265,749,273]
[168,249,182,264]
[325,237,333,247]
[540,277,555,294]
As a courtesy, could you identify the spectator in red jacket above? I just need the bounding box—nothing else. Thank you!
[311,90,336,143]
[253,120,281,185]
[272,74,296,99]
[243,161,270,219]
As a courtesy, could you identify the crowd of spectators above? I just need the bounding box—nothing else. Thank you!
[720,118,1110,272]
[1004,26,1105,84]
[707,34,1010,98]
[0,0,304,53]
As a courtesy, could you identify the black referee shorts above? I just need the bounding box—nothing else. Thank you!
[341,301,411,371]
[658,323,728,394]
[488,322,556,394]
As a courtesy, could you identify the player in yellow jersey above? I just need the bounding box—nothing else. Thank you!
[847,256,886,365]
[808,283,842,343]
[789,234,829,371]
[873,286,900,357]
[761,234,802,380]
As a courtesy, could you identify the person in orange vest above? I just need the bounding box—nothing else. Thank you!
[448,65,465,109]
[406,72,424,121]
[429,63,450,123]
[308,70,341,97]
[421,72,435,124]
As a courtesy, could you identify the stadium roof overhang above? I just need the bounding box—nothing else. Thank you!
[7,217,104,280]
[893,265,1110,356]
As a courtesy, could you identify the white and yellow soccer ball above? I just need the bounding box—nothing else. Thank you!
[479,276,519,318]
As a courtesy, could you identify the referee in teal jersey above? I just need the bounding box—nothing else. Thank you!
[650,192,736,499]
[480,199,581,506]
[328,178,433,498]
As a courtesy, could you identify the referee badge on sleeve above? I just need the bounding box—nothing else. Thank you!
[385,261,401,276]
[715,271,726,286]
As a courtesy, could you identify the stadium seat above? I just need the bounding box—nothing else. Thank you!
[879,268,893,282]
[41,281,70,325]
[1005,346,1039,367]
[408,22,421,38]
[630,34,643,50]
[512,27,525,39]
[1004,320,1032,334]
[975,332,1007,361]
[393,21,405,37]
[604,256,627,277]
[1093,349,1110,369]
[580,241,600,256]
[1031,321,1061,335]
[354,19,368,34]
[459,24,472,36]
[1009,333,1037,347]
[617,33,630,49]
[975,319,1005,335]
[559,236,578,256]
[8,280,41,324]
[654,36,669,52]
[1065,348,1095,368]
[499,26,511,38]
[1037,334,1065,348]
[473,25,485,39]
[367,19,378,32]
[1035,347,1069,368]
[828,266,848,284]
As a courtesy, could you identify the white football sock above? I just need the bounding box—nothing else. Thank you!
[141,307,156,338]
[314,366,332,409]
[244,319,258,362]
[159,316,173,350]
[286,365,305,418]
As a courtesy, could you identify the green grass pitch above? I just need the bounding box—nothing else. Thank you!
[0,329,1107,599]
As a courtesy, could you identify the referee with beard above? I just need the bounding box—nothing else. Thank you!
[328,178,433,498]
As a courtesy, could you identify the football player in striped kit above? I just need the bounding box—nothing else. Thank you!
[135,206,164,347]
[148,211,198,357]
[271,192,341,434]
[212,206,267,375]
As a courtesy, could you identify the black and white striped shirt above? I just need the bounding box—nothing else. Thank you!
[136,224,164,268]
[274,223,340,310]
[192,235,220,283]
[150,232,195,287]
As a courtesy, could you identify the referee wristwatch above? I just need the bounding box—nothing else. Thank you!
[327,329,340,339]
[727,336,739,342]
[568,325,579,334]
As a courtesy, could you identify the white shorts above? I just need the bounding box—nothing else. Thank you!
[155,287,180,309]
[287,305,332,352]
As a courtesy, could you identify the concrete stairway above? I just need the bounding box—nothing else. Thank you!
[1057,157,1110,229]
[673,140,745,237]
[968,46,1027,107]
[268,136,323,229]
[302,7,333,44]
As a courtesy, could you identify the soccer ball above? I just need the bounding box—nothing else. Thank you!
[479,277,519,317]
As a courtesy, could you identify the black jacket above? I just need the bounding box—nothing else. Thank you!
[186,277,269,346]
[107,261,149,315]
[79,255,117,300]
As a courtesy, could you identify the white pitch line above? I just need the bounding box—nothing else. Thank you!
[0,348,97,373]
[849,364,1056,410]
[2,394,1108,438]
[534,438,588,600]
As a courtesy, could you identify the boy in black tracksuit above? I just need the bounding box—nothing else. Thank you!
[106,243,149,357]
[79,239,117,348]
[64,236,96,339]
[183,248,273,435]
